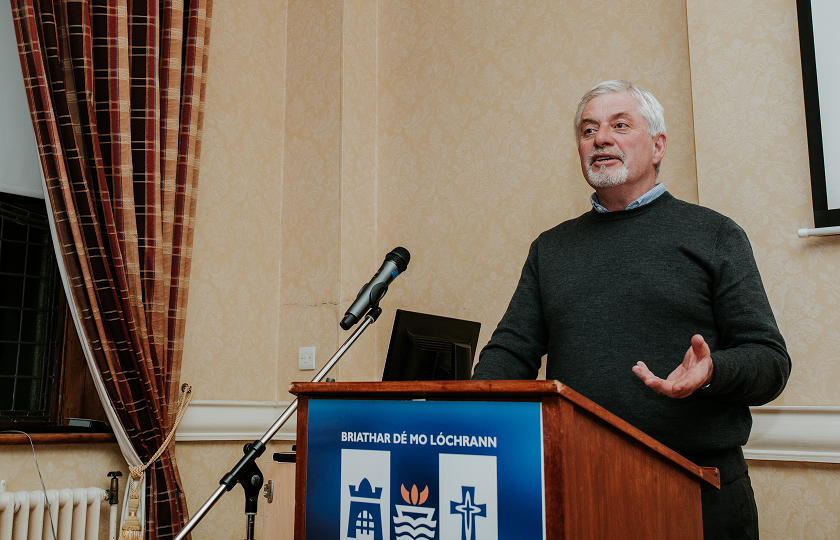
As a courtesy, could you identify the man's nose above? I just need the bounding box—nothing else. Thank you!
[594,126,614,146]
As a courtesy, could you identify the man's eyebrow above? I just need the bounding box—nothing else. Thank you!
[608,111,634,121]
[578,117,597,131]
[579,111,635,131]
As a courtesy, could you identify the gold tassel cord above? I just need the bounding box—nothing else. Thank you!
[119,497,143,540]
[119,384,193,540]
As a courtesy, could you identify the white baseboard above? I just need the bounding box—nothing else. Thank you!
[175,400,840,464]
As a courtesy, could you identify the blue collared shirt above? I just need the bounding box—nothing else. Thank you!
[590,183,666,213]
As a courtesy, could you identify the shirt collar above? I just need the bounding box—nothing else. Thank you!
[590,182,666,213]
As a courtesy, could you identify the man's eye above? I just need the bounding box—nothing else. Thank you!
[616,122,627,128]
[583,128,595,135]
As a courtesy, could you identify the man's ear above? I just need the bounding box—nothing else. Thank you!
[652,133,667,165]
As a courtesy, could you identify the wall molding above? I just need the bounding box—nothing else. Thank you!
[744,406,840,464]
[176,400,297,442]
[176,401,840,464]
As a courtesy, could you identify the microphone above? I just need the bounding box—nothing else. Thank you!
[340,247,410,330]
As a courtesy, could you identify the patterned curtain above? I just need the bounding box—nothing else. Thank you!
[10,0,212,538]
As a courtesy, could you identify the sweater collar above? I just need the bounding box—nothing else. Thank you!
[590,182,667,213]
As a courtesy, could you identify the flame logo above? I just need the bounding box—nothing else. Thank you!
[400,484,429,506]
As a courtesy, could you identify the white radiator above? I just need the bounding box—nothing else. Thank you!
[0,481,118,540]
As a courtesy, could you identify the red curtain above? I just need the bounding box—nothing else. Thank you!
[11,0,212,537]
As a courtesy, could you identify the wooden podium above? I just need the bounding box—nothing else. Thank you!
[289,380,719,539]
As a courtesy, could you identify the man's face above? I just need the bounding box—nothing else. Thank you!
[576,91,665,192]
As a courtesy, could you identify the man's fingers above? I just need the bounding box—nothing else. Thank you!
[632,361,654,380]
[636,341,711,399]
[633,361,670,393]
[633,361,695,398]
[691,334,710,359]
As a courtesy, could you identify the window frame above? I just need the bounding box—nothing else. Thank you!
[0,192,108,435]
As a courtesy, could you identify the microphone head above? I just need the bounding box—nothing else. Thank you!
[386,247,410,272]
[339,313,357,330]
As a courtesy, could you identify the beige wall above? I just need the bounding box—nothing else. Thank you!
[3,0,839,538]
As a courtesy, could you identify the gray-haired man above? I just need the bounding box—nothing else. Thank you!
[473,80,791,539]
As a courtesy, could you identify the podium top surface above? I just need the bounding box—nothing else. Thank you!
[290,379,563,399]
[290,380,720,489]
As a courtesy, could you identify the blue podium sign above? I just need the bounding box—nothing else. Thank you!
[304,399,545,540]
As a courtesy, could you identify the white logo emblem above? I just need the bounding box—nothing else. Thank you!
[439,454,497,540]
[341,449,391,540]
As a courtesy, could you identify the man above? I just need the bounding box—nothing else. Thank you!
[472,80,791,539]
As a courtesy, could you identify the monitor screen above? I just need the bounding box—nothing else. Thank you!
[382,310,481,381]
[797,0,840,227]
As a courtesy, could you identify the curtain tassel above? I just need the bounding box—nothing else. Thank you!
[119,484,144,540]
[119,384,194,540]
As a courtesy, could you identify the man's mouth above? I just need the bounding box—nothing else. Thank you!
[591,155,619,165]
[589,150,624,168]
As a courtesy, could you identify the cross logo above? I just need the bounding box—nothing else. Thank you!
[450,486,486,540]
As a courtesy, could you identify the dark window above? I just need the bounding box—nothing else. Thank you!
[0,192,63,424]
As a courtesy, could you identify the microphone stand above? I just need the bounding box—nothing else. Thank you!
[174,305,383,540]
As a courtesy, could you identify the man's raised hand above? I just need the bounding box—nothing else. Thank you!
[632,334,714,399]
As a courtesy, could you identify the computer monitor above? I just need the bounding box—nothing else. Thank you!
[382,309,481,381]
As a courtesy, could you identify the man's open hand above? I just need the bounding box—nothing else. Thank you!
[632,334,714,398]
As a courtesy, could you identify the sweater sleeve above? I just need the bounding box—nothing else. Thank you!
[700,218,791,406]
[472,240,548,380]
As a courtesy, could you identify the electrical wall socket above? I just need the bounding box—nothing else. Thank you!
[299,346,315,370]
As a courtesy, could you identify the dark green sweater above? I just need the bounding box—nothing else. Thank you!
[473,192,791,481]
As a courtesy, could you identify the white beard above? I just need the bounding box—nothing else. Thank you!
[586,149,629,188]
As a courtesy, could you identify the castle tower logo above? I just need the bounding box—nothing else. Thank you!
[348,478,384,539]
[438,454,497,540]
[341,449,391,540]
[393,484,437,540]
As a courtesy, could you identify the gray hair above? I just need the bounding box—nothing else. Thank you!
[573,80,666,175]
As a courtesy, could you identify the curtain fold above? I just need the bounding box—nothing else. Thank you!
[11,1,212,538]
